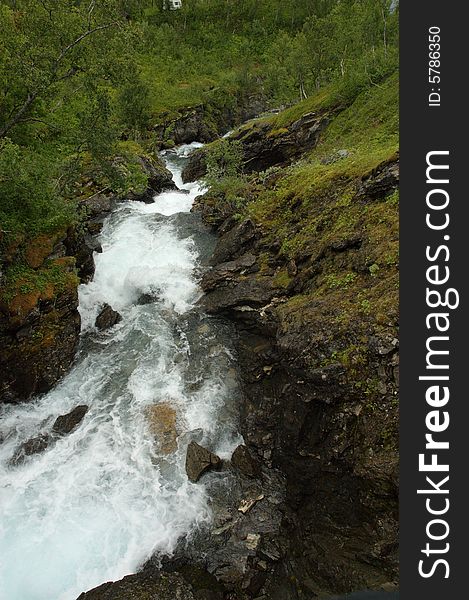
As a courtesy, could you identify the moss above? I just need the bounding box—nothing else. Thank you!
[267,127,289,138]
[0,259,79,317]
[268,84,340,128]
[273,269,292,289]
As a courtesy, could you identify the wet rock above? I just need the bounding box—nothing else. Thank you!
[201,276,279,315]
[138,154,176,195]
[145,403,178,454]
[202,254,257,293]
[81,194,115,220]
[10,434,51,465]
[185,441,221,482]
[95,304,122,331]
[210,220,257,265]
[231,444,261,479]
[136,292,160,305]
[53,405,89,436]
[64,226,100,283]
[182,149,207,183]
[77,569,200,600]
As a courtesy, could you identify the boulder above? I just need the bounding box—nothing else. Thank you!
[53,405,89,436]
[139,154,176,194]
[231,444,261,478]
[95,304,122,330]
[185,441,221,482]
[10,434,51,465]
[145,403,178,454]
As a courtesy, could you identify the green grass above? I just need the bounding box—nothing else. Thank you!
[245,72,399,250]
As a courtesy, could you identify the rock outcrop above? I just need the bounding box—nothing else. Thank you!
[127,153,177,202]
[0,250,81,403]
[182,110,329,183]
[153,93,267,150]
[185,441,221,482]
[95,304,122,331]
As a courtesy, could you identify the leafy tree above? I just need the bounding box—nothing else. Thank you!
[117,75,152,135]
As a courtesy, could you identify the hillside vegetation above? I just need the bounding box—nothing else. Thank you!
[1,0,398,233]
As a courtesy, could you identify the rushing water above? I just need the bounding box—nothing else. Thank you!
[0,144,242,600]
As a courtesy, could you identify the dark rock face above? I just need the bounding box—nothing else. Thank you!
[77,569,202,600]
[231,445,261,478]
[53,405,89,436]
[128,154,177,202]
[64,226,102,284]
[153,94,267,150]
[188,155,400,596]
[182,111,329,183]
[0,281,81,404]
[95,304,122,331]
[185,441,221,482]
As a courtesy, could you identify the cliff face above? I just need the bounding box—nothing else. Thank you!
[191,74,399,597]
[0,231,81,403]
[153,93,268,150]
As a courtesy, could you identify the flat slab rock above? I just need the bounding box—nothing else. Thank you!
[185,441,221,482]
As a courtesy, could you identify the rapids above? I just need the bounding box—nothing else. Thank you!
[0,143,242,600]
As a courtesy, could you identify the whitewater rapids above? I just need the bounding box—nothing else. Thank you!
[0,143,242,600]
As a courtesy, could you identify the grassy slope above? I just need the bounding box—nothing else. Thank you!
[205,72,399,458]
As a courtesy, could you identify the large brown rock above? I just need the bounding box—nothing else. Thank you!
[145,403,178,454]
[127,154,177,203]
[185,441,221,482]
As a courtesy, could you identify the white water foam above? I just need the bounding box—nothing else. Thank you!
[0,144,240,600]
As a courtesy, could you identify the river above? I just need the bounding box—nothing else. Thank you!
[0,144,242,600]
